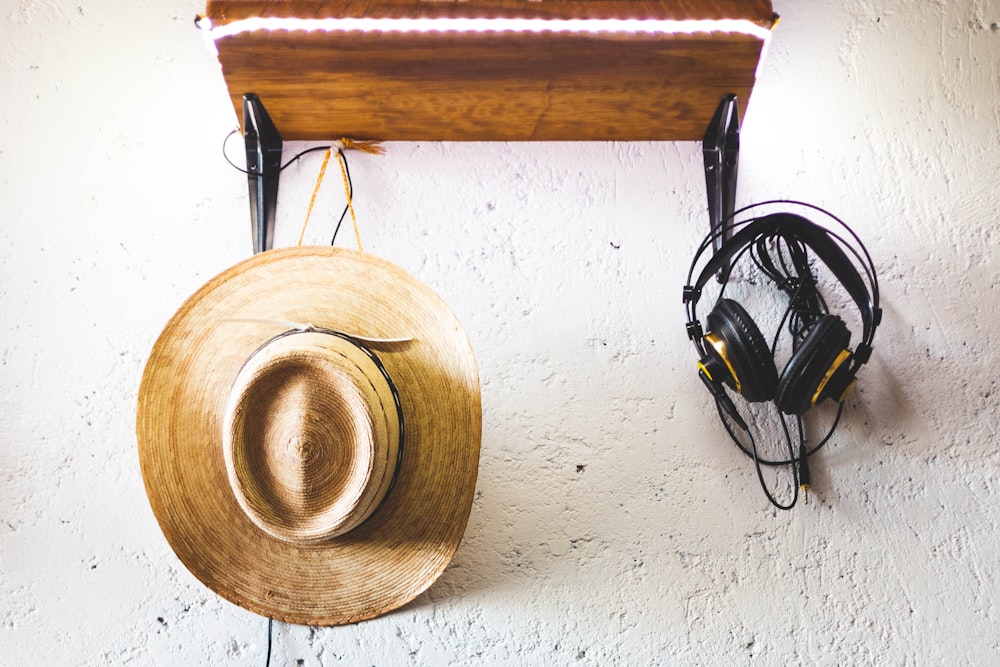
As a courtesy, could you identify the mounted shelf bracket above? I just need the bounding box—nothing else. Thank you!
[210,2,774,253]
[243,93,283,254]
[702,94,741,283]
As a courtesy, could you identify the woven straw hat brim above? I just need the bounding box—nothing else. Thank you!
[136,247,481,625]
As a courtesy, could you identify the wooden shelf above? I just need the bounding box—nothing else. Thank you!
[203,1,776,141]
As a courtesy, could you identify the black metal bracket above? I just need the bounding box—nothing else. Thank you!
[243,93,283,255]
[241,91,739,261]
[702,94,740,283]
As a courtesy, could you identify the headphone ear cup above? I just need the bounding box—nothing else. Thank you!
[705,299,778,403]
[775,315,852,415]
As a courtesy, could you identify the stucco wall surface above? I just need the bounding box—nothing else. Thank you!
[2,0,999,665]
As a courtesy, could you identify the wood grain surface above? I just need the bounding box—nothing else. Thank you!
[204,1,776,141]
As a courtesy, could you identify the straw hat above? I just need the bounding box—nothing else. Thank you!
[136,247,481,625]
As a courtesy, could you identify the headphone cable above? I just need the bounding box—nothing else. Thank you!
[717,399,844,467]
[714,399,800,510]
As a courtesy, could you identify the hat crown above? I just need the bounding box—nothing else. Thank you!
[223,331,401,543]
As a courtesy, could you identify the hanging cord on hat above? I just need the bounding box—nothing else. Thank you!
[296,138,383,250]
[222,130,382,250]
[297,147,334,246]
[336,144,363,250]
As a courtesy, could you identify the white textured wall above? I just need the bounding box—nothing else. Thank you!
[2,0,999,664]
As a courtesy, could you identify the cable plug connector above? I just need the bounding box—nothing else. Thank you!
[798,442,811,505]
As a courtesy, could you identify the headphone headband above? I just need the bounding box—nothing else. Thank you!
[690,212,879,346]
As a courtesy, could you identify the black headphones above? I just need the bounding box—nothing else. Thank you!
[682,201,881,507]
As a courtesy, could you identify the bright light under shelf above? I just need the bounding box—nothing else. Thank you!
[200,16,773,41]
[199,16,774,78]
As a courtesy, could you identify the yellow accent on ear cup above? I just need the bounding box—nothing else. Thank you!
[696,361,712,381]
[838,378,857,403]
[704,331,741,393]
[811,348,852,407]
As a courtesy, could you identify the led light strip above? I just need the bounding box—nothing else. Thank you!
[199,16,773,75]
[201,16,772,40]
